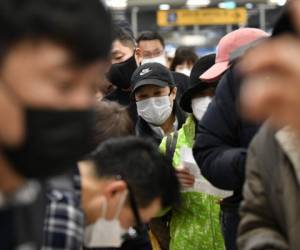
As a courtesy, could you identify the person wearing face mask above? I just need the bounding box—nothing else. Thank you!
[131,63,187,145]
[192,25,292,250]
[105,26,141,125]
[106,26,137,105]
[170,47,198,77]
[43,132,181,250]
[43,102,158,250]
[157,54,224,250]
[83,138,180,250]
[0,0,113,249]
[136,31,168,67]
[106,30,190,123]
[136,31,190,99]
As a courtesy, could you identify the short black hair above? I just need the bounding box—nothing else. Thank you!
[91,137,180,209]
[113,25,135,49]
[170,47,198,71]
[137,31,165,48]
[0,0,113,64]
[114,19,135,40]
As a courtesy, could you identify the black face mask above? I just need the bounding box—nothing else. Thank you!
[1,82,96,179]
[3,108,96,179]
[107,55,137,90]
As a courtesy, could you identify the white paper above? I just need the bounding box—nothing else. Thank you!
[180,147,233,198]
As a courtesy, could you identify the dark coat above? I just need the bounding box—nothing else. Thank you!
[192,66,260,207]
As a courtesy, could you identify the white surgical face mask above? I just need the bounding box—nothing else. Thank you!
[84,191,128,248]
[176,68,191,77]
[191,96,212,121]
[137,96,172,126]
[141,54,168,67]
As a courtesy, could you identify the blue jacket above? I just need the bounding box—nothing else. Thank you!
[192,66,260,207]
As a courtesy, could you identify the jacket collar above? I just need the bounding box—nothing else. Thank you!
[276,127,300,185]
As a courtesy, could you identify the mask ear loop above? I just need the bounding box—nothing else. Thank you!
[113,189,128,219]
[115,175,144,236]
[112,175,128,219]
[100,197,108,218]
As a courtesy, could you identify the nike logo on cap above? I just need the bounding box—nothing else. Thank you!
[140,68,151,76]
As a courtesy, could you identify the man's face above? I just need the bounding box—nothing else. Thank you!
[138,39,165,59]
[0,40,109,147]
[111,40,134,65]
[81,171,162,230]
[135,85,176,103]
[101,182,162,229]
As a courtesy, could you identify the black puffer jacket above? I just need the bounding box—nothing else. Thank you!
[193,66,260,208]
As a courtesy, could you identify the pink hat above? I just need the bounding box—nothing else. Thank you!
[200,28,269,81]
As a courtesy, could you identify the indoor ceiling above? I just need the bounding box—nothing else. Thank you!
[126,0,271,9]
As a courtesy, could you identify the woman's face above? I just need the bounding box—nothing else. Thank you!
[175,61,193,76]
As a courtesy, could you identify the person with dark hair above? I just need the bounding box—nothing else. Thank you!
[105,25,138,122]
[0,0,113,249]
[136,31,168,67]
[43,101,134,249]
[131,63,187,145]
[111,25,136,65]
[114,20,135,40]
[45,135,181,250]
[170,47,198,76]
[106,29,190,124]
[136,32,190,98]
[158,54,225,250]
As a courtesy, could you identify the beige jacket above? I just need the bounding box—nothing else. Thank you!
[238,125,300,250]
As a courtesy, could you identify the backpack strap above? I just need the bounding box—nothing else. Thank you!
[166,131,178,160]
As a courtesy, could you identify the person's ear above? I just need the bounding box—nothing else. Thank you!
[104,180,127,199]
[135,48,142,65]
[103,180,127,220]
[170,87,177,100]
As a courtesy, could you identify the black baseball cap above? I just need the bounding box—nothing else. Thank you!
[131,63,175,95]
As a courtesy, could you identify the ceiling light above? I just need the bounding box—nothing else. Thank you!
[245,3,254,9]
[159,4,171,10]
[105,0,128,9]
[218,1,236,9]
[269,0,287,6]
[186,0,210,8]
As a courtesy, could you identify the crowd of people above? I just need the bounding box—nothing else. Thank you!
[1,0,300,250]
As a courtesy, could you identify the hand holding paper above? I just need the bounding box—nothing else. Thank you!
[180,147,233,198]
[176,166,195,188]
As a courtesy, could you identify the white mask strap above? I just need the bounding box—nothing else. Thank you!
[113,190,128,219]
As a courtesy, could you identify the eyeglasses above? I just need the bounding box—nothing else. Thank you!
[142,49,164,59]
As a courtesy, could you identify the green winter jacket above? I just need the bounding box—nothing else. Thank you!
[160,116,225,250]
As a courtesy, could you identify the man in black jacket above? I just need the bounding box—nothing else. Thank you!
[132,63,186,145]
[193,10,296,250]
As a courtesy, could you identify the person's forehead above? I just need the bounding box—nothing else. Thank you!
[136,84,169,93]
[138,40,163,51]
[6,40,107,70]
[112,40,132,53]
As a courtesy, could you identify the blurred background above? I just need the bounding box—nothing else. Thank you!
[104,0,285,57]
